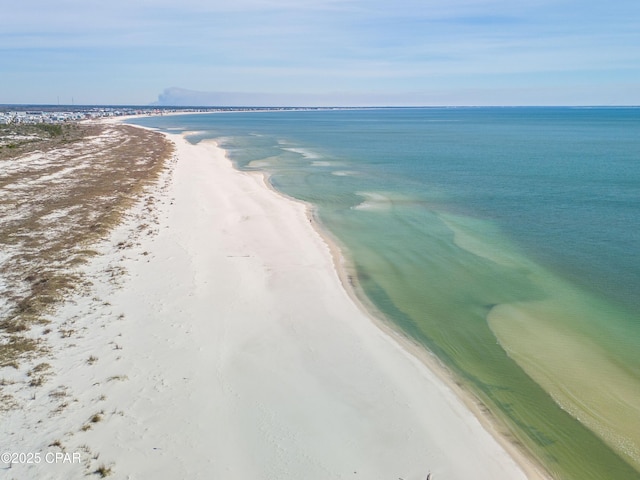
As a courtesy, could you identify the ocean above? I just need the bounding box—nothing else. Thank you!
[131,107,640,480]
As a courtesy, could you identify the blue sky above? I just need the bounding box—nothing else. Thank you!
[1,0,639,105]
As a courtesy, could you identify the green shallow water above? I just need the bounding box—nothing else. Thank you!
[131,108,640,479]
[319,202,640,480]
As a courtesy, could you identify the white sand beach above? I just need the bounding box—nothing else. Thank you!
[1,128,544,479]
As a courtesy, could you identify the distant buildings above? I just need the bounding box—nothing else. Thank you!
[0,105,324,125]
[0,111,86,124]
[0,107,208,125]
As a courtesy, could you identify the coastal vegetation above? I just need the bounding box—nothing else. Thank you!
[0,123,77,155]
[0,123,173,381]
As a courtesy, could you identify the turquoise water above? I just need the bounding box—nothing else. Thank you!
[132,108,640,479]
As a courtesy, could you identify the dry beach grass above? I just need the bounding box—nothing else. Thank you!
[0,122,172,378]
[1,122,173,477]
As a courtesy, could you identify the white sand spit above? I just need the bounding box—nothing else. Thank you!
[1,132,538,480]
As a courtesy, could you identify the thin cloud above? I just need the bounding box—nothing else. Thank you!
[2,0,639,104]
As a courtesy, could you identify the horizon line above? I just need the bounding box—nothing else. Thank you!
[2,103,639,109]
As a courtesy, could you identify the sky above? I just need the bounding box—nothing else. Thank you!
[1,0,639,106]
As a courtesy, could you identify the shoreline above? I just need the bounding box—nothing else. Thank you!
[2,122,541,479]
[233,138,552,480]
[181,127,549,478]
